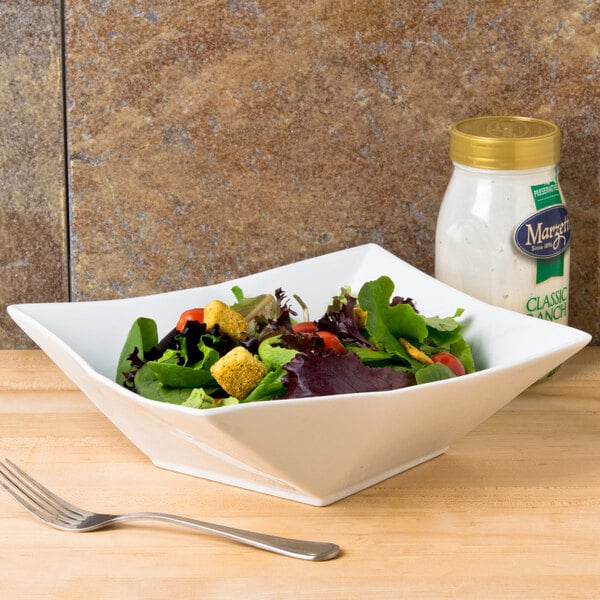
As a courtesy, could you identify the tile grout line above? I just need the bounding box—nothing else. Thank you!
[59,0,73,302]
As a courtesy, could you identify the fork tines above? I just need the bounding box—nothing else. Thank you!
[0,459,85,529]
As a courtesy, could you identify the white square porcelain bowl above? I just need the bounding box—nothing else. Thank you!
[8,244,591,506]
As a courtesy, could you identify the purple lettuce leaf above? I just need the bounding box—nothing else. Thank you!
[281,350,416,399]
[315,292,372,347]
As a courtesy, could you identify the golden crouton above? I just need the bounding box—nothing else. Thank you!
[354,306,368,330]
[210,346,267,399]
[399,337,433,365]
[204,300,248,341]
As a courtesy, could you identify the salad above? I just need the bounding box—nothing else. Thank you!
[116,275,476,409]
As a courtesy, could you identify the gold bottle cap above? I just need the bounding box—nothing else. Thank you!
[450,116,560,170]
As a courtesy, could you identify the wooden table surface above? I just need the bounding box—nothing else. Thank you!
[1,348,599,599]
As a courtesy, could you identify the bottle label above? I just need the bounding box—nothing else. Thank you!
[513,181,570,283]
[514,204,570,258]
[525,285,568,321]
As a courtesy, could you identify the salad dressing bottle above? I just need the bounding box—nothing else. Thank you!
[435,116,570,325]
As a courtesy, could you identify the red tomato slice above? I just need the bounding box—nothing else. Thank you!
[316,331,346,355]
[292,321,318,334]
[431,352,466,376]
[176,308,205,332]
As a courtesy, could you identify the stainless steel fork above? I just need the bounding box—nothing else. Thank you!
[0,459,340,561]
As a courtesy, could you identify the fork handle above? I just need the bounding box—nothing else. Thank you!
[112,512,340,561]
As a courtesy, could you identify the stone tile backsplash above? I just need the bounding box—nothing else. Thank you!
[1,0,69,348]
[2,1,598,347]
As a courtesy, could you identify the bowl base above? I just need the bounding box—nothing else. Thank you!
[150,446,449,506]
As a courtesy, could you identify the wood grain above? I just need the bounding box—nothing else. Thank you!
[1,348,599,599]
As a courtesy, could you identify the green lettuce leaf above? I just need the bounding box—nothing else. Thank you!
[357,276,426,369]
[258,336,298,370]
[243,368,287,402]
[147,361,216,388]
[358,276,429,346]
[134,364,194,404]
[182,388,239,409]
[116,317,158,385]
[415,362,456,384]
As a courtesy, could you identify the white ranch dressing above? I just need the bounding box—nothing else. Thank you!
[435,117,570,325]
